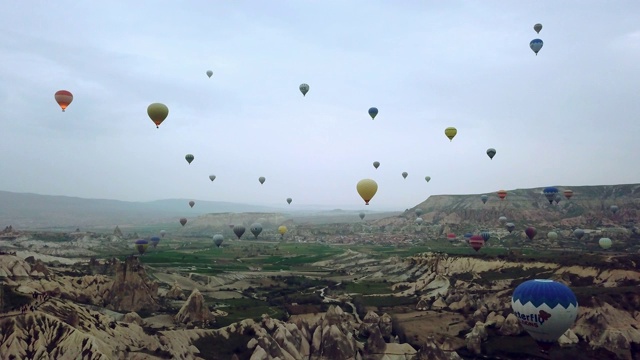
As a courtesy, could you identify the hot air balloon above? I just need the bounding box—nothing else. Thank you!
[357,179,378,205]
[359,212,365,220]
[278,225,288,237]
[415,217,423,225]
[564,190,573,200]
[573,229,585,240]
[209,175,216,182]
[599,237,612,249]
[543,187,559,204]
[147,103,169,128]
[188,201,195,208]
[481,231,491,242]
[547,231,558,241]
[499,216,508,224]
[250,223,263,238]
[368,107,378,120]
[160,230,166,238]
[447,233,457,241]
[213,234,224,248]
[180,218,187,226]
[286,198,292,204]
[497,190,508,200]
[511,279,578,352]
[299,83,309,96]
[534,23,543,34]
[135,239,149,255]
[469,235,485,252]
[530,39,544,55]
[481,195,489,204]
[506,223,515,233]
[55,90,73,112]
[373,161,380,169]
[150,236,161,248]
[228,224,234,229]
[259,176,266,185]
[402,172,408,179]
[554,194,562,205]
[486,148,496,160]
[425,176,431,182]
[185,154,194,164]
[464,232,473,240]
[610,205,619,214]
[444,127,457,141]
[415,208,424,217]
[233,225,246,239]
[206,70,213,78]
[525,227,537,240]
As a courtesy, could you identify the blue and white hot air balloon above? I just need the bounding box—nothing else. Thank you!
[530,39,544,55]
[543,187,559,204]
[511,279,578,352]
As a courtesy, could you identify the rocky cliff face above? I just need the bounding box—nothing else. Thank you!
[1,255,159,314]
[174,288,215,326]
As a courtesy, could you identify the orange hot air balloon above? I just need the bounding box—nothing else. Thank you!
[55,90,73,112]
[564,190,574,200]
[497,190,507,200]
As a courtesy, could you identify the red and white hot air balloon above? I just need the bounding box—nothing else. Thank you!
[55,90,73,112]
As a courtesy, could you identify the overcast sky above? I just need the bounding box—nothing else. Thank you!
[0,1,638,211]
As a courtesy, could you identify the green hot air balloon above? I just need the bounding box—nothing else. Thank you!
[259,176,266,185]
[213,234,224,248]
[250,223,263,238]
[206,70,213,78]
[373,161,380,169]
[402,172,408,179]
[486,148,496,160]
[147,103,169,128]
[209,175,216,181]
[286,198,292,204]
[425,176,431,182]
[359,212,365,220]
[599,237,612,249]
[299,83,309,96]
[415,208,423,217]
[185,154,194,164]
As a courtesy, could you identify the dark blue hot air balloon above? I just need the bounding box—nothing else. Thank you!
[150,236,160,248]
[368,107,378,120]
[480,231,491,242]
[511,279,578,352]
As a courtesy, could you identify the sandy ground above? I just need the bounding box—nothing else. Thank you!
[144,314,176,328]
[393,310,467,349]
[201,290,244,300]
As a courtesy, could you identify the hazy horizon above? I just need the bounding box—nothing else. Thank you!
[1,1,638,209]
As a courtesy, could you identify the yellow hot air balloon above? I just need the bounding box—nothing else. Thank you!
[357,179,378,205]
[147,103,169,128]
[278,225,288,236]
[445,127,457,141]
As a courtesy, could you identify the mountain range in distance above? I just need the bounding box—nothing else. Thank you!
[0,190,396,230]
[1,183,638,230]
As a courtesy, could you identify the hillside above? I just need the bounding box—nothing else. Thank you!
[0,191,281,229]
[403,183,639,230]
